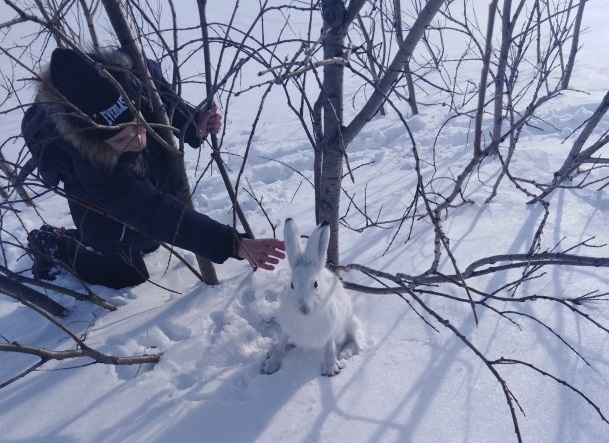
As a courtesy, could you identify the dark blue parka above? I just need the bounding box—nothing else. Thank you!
[22,50,237,263]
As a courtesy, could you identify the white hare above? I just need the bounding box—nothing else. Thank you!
[262,218,361,376]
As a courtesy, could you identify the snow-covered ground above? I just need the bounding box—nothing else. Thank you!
[1,1,609,442]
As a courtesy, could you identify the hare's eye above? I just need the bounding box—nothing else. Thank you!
[314,281,318,289]
[290,282,294,289]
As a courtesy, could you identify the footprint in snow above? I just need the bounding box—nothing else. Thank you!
[158,320,192,342]
[209,310,230,336]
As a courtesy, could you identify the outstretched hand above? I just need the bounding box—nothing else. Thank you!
[237,237,286,271]
[197,101,222,137]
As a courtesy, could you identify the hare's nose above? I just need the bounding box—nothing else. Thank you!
[300,304,310,315]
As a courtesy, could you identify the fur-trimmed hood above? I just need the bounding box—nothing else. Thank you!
[34,49,136,170]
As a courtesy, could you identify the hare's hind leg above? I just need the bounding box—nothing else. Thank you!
[321,340,346,377]
[262,334,289,375]
[338,317,362,360]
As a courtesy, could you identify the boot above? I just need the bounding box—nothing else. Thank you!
[27,225,78,280]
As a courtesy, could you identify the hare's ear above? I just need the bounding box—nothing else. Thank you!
[303,222,330,271]
[284,218,303,268]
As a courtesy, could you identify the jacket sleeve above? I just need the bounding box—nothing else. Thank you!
[145,59,202,148]
[21,105,76,186]
[74,160,237,264]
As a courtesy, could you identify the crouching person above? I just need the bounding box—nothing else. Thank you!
[22,47,284,289]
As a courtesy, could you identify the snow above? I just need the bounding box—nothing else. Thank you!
[1,1,609,442]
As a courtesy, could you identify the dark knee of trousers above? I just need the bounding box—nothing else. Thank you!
[108,255,149,289]
[56,237,150,289]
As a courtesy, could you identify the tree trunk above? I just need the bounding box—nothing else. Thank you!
[491,0,513,150]
[473,0,499,157]
[319,0,347,266]
[562,0,587,89]
[393,0,419,115]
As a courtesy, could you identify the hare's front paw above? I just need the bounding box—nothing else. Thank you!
[321,358,345,377]
[261,341,286,375]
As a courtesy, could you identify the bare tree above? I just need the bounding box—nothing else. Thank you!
[311,0,446,265]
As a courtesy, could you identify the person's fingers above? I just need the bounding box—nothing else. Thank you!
[257,249,283,270]
[207,113,222,134]
[258,252,280,264]
[260,245,285,262]
[238,238,286,270]
[198,106,222,134]
[265,257,280,265]
[268,249,285,259]
[264,238,286,251]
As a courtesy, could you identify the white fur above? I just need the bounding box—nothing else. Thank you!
[262,218,361,377]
